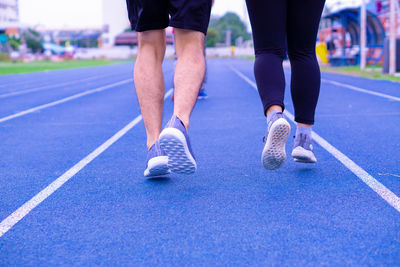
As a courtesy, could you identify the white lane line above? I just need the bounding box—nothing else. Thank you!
[0,75,82,89]
[284,111,400,212]
[0,71,131,99]
[378,173,400,178]
[0,88,173,238]
[0,79,132,124]
[0,64,128,89]
[0,76,101,99]
[321,79,400,102]
[0,67,130,94]
[230,66,400,213]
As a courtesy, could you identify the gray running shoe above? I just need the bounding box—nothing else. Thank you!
[262,112,291,170]
[159,115,197,174]
[144,141,170,178]
[292,133,317,163]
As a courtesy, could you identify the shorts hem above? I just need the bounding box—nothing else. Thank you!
[169,21,207,35]
[133,21,169,32]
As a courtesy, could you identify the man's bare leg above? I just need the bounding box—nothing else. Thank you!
[173,29,206,129]
[158,29,205,175]
[134,30,166,149]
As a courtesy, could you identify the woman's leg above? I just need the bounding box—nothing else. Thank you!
[287,0,325,163]
[245,0,287,116]
[287,0,326,126]
[246,0,292,170]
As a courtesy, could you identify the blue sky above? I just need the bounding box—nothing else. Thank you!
[19,0,345,29]
[19,0,247,29]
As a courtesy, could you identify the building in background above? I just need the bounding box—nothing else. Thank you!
[0,0,19,32]
[14,0,129,48]
[326,0,369,12]
[320,0,399,68]
[39,28,103,48]
[101,0,129,47]
[0,0,19,52]
[115,27,174,47]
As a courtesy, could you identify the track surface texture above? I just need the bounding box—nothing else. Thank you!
[0,60,399,265]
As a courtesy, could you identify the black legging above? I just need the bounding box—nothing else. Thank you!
[246,0,325,125]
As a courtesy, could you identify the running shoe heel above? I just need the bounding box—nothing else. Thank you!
[261,118,291,170]
[144,141,170,178]
[159,116,197,175]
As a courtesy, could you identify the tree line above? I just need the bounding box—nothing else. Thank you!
[206,12,251,47]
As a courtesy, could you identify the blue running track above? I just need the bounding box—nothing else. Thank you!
[0,59,399,265]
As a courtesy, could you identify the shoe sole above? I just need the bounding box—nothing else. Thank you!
[144,156,170,177]
[261,118,291,170]
[292,146,317,163]
[159,128,197,174]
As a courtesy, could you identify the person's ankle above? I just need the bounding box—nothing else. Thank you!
[297,123,312,128]
[267,109,283,128]
[173,113,189,130]
[147,139,158,150]
[266,105,283,117]
[296,125,312,137]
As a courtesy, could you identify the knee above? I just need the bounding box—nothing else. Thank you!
[137,31,166,61]
[287,47,316,61]
[175,30,205,62]
[255,48,286,59]
[177,45,205,66]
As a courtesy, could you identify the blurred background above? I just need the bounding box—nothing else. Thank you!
[0,0,399,77]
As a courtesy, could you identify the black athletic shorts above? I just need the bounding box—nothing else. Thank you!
[126,0,212,35]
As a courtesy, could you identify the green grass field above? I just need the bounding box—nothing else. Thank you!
[320,65,400,82]
[241,57,400,82]
[2,58,399,83]
[0,59,129,75]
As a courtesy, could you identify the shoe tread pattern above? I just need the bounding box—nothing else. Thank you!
[160,134,196,174]
[146,164,170,177]
[262,120,290,170]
